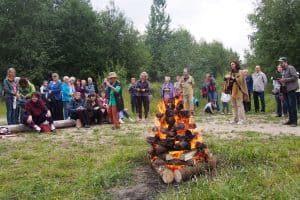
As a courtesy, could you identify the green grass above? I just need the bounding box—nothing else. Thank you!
[0,127,148,199]
[0,99,5,117]
[159,134,300,199]
[0,123,299,199]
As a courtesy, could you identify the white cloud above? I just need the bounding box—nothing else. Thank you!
[90,0,255,58]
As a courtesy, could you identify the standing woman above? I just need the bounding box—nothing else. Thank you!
[224,61,249,124]
[48,73,63,120]
[161,76,174,104]
[136,72,150,122]
[62,76,72,119]
[3,68,18,124]
[106,72,124,129]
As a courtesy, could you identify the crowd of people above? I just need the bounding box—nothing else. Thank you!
[2,57,299,132]
[202,57,299,127]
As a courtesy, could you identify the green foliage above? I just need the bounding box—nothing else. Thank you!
[247,0,300,72]
[0,0,151,84]
[146,0,171,80]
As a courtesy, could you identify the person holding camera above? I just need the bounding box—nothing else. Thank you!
[278,57,298,127]
[224,61,249,125]
[272,65,287,117]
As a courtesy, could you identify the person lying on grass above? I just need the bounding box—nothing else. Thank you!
[22,92,55,132]
[69,92,90,128]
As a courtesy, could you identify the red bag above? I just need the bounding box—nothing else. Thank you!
[40,124,51,133]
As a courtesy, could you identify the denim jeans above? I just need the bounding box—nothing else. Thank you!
[284,90,298,124]
[5,96,17,125]
[253,91,265,112]
[63,101,70,120]
[208,91,220,111]
[222,102,229,113]
[275,95,287,116]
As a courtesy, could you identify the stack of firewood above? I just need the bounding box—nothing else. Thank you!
[147,100,216,183]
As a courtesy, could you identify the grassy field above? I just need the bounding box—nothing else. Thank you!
[0,117,299,199]
[0,99,5,118]
[0,82,299,199]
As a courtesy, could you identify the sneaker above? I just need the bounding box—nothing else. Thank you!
[50,124,56,131]
[230,120,237,124]
[290,123,297,127]
[129,117,135,122]
[33,125,41,132]
[237,120,244,125]
[275,115,282,117]
[84,125,90,128]
[283,121,292,125]
[119,118,125,124]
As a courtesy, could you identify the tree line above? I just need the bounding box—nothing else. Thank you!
[1,0,241,86]
[246,0,300,73]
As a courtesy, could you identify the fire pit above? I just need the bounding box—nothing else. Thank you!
[147,98,216,183]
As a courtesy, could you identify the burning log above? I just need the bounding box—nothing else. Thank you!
[151,157,175,184]
[148,100,216,184]
[174,162,208,183]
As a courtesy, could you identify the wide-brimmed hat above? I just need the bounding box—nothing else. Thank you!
[108,72,117,79]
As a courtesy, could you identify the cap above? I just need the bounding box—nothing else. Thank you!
[278,57,287,62]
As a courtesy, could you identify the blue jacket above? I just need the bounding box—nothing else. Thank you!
[246,75,253,93]
[48,81,62,100]
[68,99,86,113]
[3,78,17,97]
[85,83,95,94]
[62,82,71,102]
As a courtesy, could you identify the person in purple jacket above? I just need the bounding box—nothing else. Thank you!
[47,73,63,120]
[161,76,174,104]
[136,72,150,122]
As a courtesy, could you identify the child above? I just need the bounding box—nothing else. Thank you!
[22,92,55,132]
[119,108,135,123]
[204,101,216,114]
[98,90,109,123]
[69,92,90,128]
[221,91,231,114]
[193,96,199,108]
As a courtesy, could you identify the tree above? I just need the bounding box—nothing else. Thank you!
[248,0,300,72]
[146,0,171,80]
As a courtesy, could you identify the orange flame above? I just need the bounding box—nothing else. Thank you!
[169,150,185,159]
[166,164,185,171]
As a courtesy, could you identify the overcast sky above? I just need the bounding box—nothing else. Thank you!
[91,0,255,59]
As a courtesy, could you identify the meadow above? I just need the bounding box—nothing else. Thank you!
[0,82,299,199]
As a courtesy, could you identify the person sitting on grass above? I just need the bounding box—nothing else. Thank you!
[98,90,109,123]
[86,93,102,124]
[204,101,217,114]
[22,92,55,132]
[119,108,135,124]
[69,92,90,128]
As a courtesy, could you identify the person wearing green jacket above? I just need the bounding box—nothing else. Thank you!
[17,77,36,123]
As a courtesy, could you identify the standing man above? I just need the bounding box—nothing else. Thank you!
[252,65,267,113]
[180,68,195,114]
[278,57,298,127]
[244,70,253,112]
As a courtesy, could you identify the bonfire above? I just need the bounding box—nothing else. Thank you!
[147,98,216,183]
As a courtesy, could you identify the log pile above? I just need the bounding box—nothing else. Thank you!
[147,99,216,183]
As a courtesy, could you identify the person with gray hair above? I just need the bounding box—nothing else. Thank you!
[136,72,150,122]
[252,65,267,112]
[161,76,174,104]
